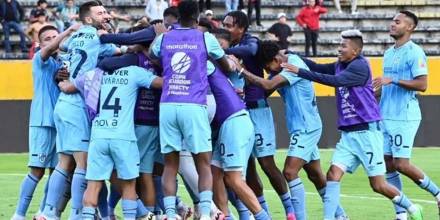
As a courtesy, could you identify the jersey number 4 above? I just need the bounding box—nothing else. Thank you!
[103,87,122,117]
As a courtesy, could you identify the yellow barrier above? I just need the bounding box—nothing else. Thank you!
[1,57,440,100]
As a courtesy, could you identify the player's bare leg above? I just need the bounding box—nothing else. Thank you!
[211,166,229,215]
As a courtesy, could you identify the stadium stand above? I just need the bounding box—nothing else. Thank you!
[1,0,440,58]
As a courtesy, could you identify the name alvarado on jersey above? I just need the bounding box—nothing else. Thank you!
[102,69,129,85]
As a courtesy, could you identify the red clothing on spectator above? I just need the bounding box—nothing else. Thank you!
[296,5,327,31]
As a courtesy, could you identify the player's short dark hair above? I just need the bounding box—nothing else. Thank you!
[225,10,249,32]
[400,10,418,28]
[178,1,199,22]
[79,0,103,23]
[210,28,231,42]
[38,25,59,41]
[198,17,213,31]
[37,0,47,6]
[163,6,179,19]
[257,40,281,65]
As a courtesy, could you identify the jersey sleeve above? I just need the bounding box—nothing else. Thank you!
[409,47,428,78]
[32,51,50,67]
[99,43,118,57]
[135,66,158,89]
[204,32,225,60]
[150,34,164,59]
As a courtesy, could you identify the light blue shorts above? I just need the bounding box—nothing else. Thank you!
[249,107,276,158]
[135,125,160,174]
[53,100,90,154]
[159,104,212,154]
[212,111,254,173]
[332,122,386,177]
[382,120,420,159]
[28,126,58,168]
[287,128,322,163]
[86,138,139,180]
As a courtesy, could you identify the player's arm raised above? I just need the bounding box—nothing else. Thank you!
[41,23,81,61]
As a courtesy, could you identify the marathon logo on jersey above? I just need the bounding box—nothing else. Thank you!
[167,52,192,96]
[338,87,357,119]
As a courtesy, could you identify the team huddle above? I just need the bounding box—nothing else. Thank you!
[9,0,440,220]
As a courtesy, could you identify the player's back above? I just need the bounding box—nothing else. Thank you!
[59,25,116,107]
[381,41,427,121]
[91,66,157,141]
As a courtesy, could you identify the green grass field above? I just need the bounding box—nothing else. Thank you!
[0,148,439,219]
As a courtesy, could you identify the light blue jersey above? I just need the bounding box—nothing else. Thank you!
[380,40,428,121]
[91,66,157,141]
[277,54,322,133]
[29,51,62,127]
[59,25,117,107]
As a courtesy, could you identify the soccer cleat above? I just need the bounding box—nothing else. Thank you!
[212,211,225,220]
[194,205,201,220]
[409,204,423,220]
[176,203,192,220]
[136,212,156,220]
[287,213,296,220]
[199,215,211,220]
[162,214,182,220]
[335,215,350,220]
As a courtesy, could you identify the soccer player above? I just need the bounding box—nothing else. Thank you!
[149,1,232,219]
[235,40,348,220]
[10,24,79,220]
[40,1,119,219]
[373,11,440,220]
[209,60,271,220]
[281,29,423,220]
[222,11,295,219]
[58,63,162,219]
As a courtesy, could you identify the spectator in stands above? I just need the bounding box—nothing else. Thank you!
[54,0,78,32]
[205,10,220,29]
[296,0,327,56]
[248,0,262,27]
[225,0,238,12]
[334,0,358,15]
[26,10,50,43]
[0,0,28,53]
[145,0,168,21]
[199,0,211,12]
[267,12,292,49]
[110,10,132,33]
[30,0,48,23]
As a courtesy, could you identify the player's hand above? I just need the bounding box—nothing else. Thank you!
[55,67,70,82]
[58,80,70,93]
[228,55,242,71]
[235,88,244,98]
[153,23,168,35]
[373,76,392,88]
[67,23,81,33]
[97,29,109,36]
[281,63,299,73]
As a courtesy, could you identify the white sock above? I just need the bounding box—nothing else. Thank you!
[396,212,407,220]
[407,204,418,214]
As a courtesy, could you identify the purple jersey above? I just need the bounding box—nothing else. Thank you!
[134,52,161,126]
[160,29,208,105]
[335,57,381,127]
[209,64,246,129]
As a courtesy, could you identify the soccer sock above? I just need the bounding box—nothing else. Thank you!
[254,209,270,220]
[386,172,407,215]
[289,178,306,218]
[392,193,418,214]
[38,176,50,213]
[257,195,270,213]
[15,173,40,216]
[280,191,295,215]
[146,206,155,212]
[164,196,177,219]
[228,189,250,220]
[199,190,213,216]
[56,178,71,217]
[82,206,96,220]
[69,168,87,220]
[122,199,138,220]
[154,175,165,211]
[43,167,69,217]
[182,176,200,204]
[418,175,440,200]
[318,187,346,218]
[323,181,341,220]
[225,215,234,220]
[136,198,149,217]
[97,185,109,218]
